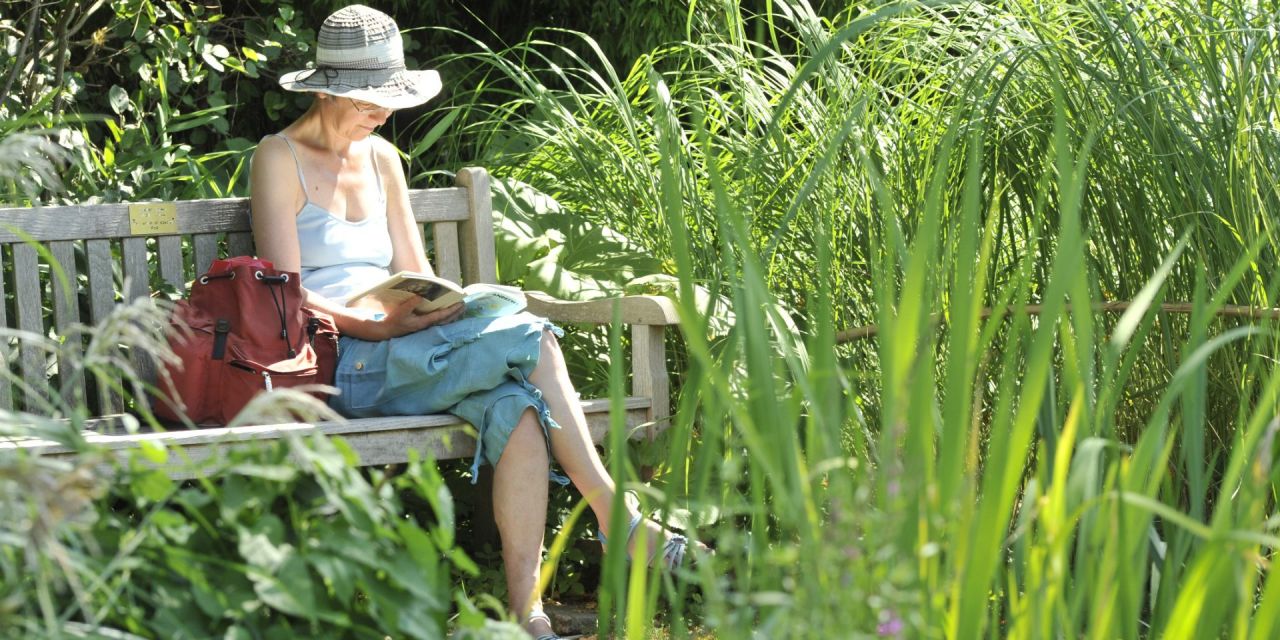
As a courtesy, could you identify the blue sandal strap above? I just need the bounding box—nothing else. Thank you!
[598,511,643,548]
[662,533,688,570]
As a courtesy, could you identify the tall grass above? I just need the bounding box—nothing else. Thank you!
[441,0,1280,635]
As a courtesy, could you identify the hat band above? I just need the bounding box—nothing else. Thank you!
[293,64,406,87]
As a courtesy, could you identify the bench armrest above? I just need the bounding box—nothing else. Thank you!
[524,290,675,432]
[525,291,680,326]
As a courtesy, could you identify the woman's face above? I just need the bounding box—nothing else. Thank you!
[320,95,395,140]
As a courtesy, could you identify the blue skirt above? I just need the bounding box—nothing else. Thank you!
[328,312,566,483]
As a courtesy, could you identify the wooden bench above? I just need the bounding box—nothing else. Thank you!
[0,168,676,475]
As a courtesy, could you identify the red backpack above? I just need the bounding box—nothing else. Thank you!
[152,256,339,426]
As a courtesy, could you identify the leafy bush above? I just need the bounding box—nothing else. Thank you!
[1,433,484,639]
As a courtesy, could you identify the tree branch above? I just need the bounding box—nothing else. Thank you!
[835,301,1280,344]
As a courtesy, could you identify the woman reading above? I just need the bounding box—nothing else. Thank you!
[249,6,701,638]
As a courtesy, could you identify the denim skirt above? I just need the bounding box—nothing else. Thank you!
[328,312,565,483]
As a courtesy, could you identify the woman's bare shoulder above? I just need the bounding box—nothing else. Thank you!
[250,135,305,210]
[253,134,295,163]
[369,135,404,167]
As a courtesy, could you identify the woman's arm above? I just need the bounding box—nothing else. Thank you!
[249,137,458,341]
[375,137,437,277]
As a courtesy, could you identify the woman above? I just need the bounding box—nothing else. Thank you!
[249,6,697,638]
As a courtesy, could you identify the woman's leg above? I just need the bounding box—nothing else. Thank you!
[528,330,616,514]
[493,408,552,634]
[528,329,673,559]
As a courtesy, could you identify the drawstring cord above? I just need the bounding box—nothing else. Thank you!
[260,272,296,358]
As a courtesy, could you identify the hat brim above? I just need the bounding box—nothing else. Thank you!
[279,68,442,110]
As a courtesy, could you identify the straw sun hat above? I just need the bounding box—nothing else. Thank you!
[278,5,441,110]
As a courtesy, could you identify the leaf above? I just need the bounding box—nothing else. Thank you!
[309,552,359,602]
[383,549,443,609]
[133,469,175,503]
[490,177,664,298]
[410,108,460,158]
[152,508,195,544]
[138,438,169,464]
[109,85,131,114]
[201,45,226,72]
[237,515,289,571]
[223,627,252,640]
[396,602,445,640]
[226,462,297,482]
[253,554,317,618]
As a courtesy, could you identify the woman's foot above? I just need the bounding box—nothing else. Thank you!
[600,493,711,571]
[523,610,559,640]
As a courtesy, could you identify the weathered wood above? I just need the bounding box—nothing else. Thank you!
[13,243,45,408]
[226,231,253,259]
[0,190,473,243]
[408,189,472,225]
[120,237,149,302]
[49,241,86,406]
[193,233,219,276]
[120,237,156,392]
[1,170,677,476]
[525,291,680,326]
[631,324,670,436]
[0,245,10,410]
[157,235,184,293]
[85,240,117,323]
[85,239,121,413]
[432,221,462,283]
[5,397,652,479]
[456,168,497,285]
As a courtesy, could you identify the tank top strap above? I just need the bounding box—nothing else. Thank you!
[269,133,310,197]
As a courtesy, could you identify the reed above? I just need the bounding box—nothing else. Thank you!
[445,0,1280,635]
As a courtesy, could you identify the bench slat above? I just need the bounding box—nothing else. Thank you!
[121,238,149,302]
[0,189,473,243]
[5,397,652,479]
[0,246,9,410]
[50,241,86,406]
[227,231,253,258]
[1,169,674,472]
[86,239,121,413]
[86,239,117,323]
[158,236,184,294]
[121,238,156,394]
[433,222,462,283]
[13,244,45,408]
[193,233,218,276]
[456,169,497,285]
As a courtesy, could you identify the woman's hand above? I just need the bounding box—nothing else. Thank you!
[364,298,464,341]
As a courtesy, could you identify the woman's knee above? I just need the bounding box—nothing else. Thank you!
[498,408,549,466]
[540,328,564,359]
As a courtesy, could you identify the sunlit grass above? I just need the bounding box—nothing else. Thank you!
[444,0,1280,636]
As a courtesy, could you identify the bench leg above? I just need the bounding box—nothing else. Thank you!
[631,325,669,481]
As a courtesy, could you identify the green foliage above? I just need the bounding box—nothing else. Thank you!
[1,434,481,639]
[10,0,1280,637]
[0,0,314,204]
[439,0,1280,637]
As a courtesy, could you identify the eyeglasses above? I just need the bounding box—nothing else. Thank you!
[348,98,394,114]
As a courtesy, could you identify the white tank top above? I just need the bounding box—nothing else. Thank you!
[267,133,395,304]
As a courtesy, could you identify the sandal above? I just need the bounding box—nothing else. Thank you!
[597,492,695,571]
[524,609,565,640]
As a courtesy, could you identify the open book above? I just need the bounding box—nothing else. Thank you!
[345,271,526,319]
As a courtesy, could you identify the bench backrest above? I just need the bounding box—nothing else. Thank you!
[0,167,494,416]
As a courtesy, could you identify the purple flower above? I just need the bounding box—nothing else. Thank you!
[877,612,904,637]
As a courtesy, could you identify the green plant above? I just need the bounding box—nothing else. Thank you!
[445,0,1280,636]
